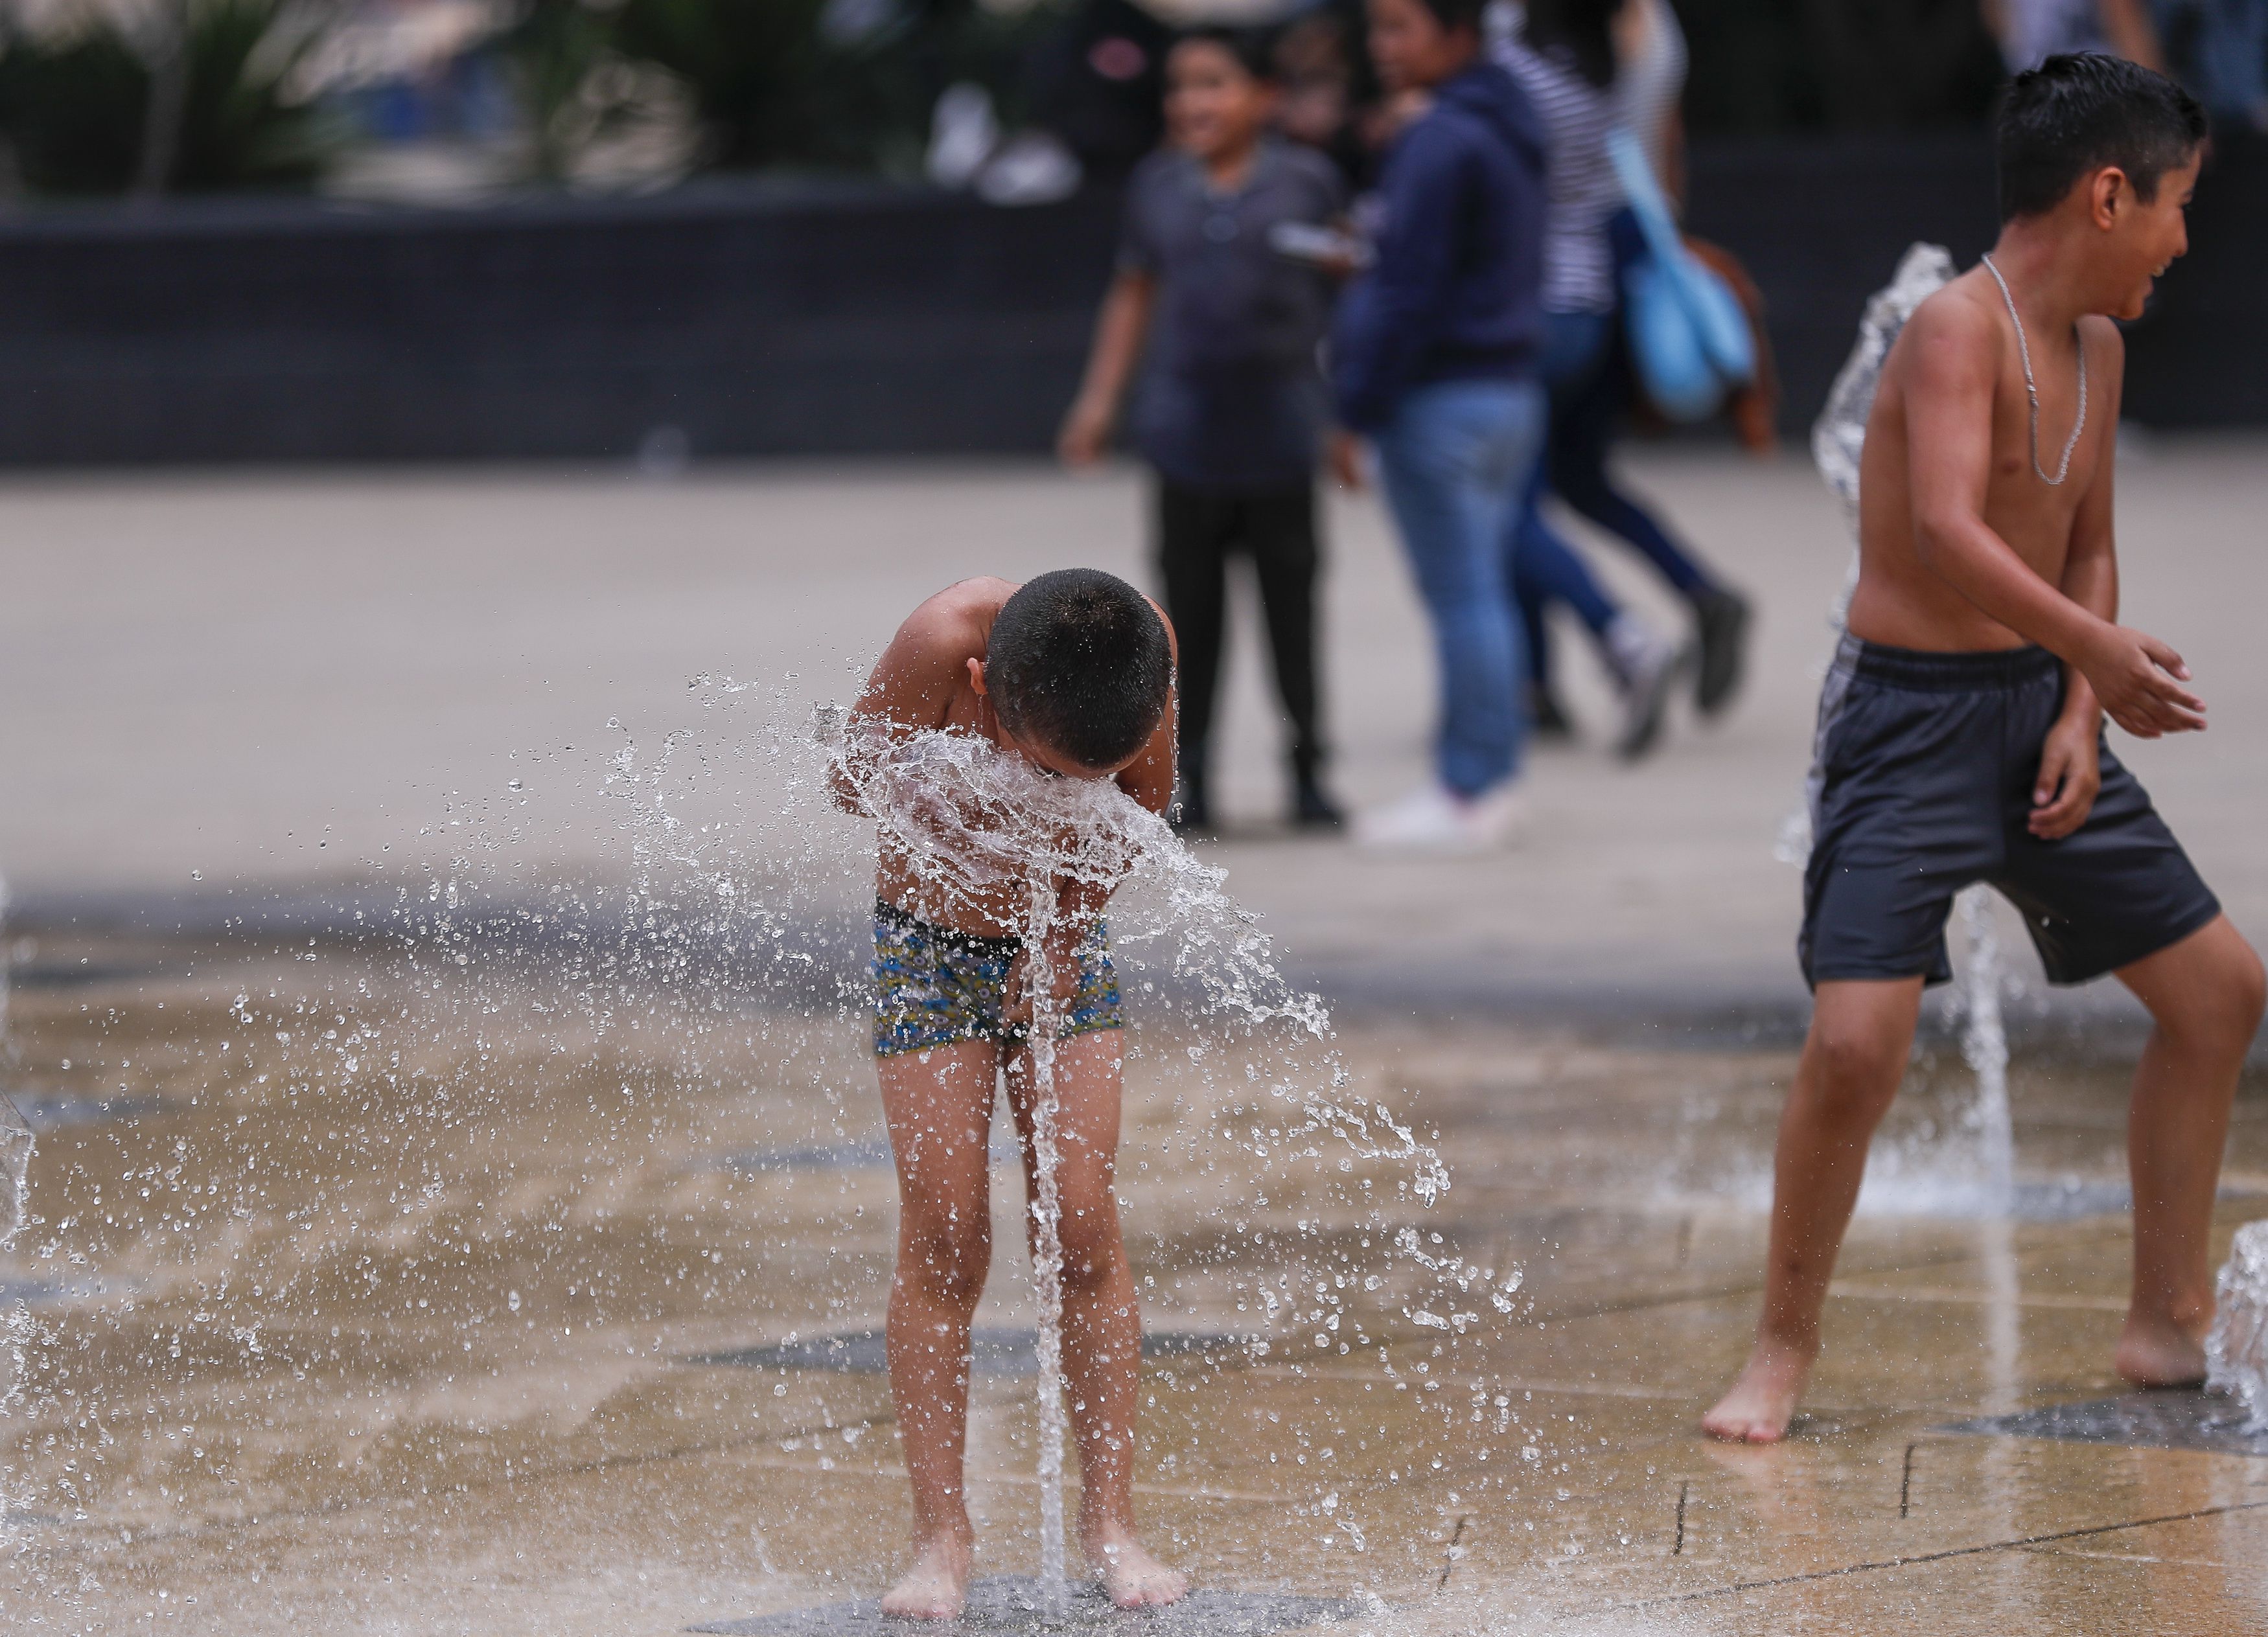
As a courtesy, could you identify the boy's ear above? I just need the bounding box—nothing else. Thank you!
[967,657,988,696]
[2089,166,2131,231]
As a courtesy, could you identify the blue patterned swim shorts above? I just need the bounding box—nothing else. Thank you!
[872,899,1123,1058]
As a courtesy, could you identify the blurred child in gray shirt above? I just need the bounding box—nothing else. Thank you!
[1059,27,1347,833]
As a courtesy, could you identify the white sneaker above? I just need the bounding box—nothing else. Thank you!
[1354,780,1524,854]
[1605,615,1689,762]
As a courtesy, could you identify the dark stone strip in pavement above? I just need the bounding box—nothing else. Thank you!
[1939,1388,2268,1458]
[1618,1496,2268,1610]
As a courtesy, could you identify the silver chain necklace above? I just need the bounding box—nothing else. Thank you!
[1980,253,2087,486]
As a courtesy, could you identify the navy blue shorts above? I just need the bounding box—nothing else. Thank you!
[1799,637,2220,990]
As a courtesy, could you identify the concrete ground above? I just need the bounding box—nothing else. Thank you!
[6,437,2268,1020]
[6,446,2268,1635]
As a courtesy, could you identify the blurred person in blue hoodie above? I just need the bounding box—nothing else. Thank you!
[1332,0,1547,853]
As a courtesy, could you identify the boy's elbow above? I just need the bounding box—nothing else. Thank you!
[1910,512,1969,573]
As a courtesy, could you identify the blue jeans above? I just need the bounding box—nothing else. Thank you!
[1512,316,1623,681]
[1510,301,1721,685]
[1373,377,1547,797]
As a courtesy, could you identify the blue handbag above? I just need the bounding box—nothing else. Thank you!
[1606,127,1755,422]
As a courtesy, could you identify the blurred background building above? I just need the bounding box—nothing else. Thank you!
[0,0,2258,463]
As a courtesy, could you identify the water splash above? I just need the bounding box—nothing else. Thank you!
[1812,243,1959,527]
[1955,891,2015,1212]
[0,1097,25,1253]
[824,712,1417,1605]
[2206,1220,2268,1430]
[1023,887,1071,1610]
[0,678,1526,1617]
[0,871,30,1249]
[588,694,1462,1588]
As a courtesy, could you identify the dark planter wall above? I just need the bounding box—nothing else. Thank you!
[0,137,2256,466]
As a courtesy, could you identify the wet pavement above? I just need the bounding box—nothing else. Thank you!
[8,445,2268,1630]
[4,944,2265,1634]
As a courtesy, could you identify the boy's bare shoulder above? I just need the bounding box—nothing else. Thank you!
[897,577,1021,655]
[2080,311,2127,369]
[1893,278,2004,383]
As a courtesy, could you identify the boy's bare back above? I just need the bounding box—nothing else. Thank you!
[1849,272,2118,655]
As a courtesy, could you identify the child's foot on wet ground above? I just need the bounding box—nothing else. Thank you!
[881,1532,974,1620]
[2115,1309,2210,1388]
[1701,1338,1816,1443]
[1083,1524,1188,1608]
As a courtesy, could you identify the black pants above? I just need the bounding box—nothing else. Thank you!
[1153,480,1325,781]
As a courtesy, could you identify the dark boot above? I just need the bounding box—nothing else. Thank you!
[1288,748,1343,829]
[1529,683,1575,740]
[1693,587,1752,716]
[1291,764,1344,830]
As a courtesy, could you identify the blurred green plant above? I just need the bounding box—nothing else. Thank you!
[170,0,338,188]
[503,0,619,181]
[0,0,337,196]
[603,0,1059,176]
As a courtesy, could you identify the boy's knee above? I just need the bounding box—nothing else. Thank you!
[2196,941,2265,1044]
[900,1212,990,1303]
[2154,933,2267,1049]
[1805,1016,1906,1119]
[2229,942,2267,1033]
[1053,1198,1125,1290]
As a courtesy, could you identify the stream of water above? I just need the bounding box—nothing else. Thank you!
[1,871,32,1252]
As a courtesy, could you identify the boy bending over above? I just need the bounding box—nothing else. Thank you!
[1706,54,2265,1444]
[834,570,1187,1614]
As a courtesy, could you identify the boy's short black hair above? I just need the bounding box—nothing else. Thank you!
[1173,23,1276,82]
[1996,52,2207,222]
[1415,0,1489,34]
[986,569,1172,770]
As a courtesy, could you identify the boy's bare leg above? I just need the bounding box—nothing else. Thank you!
[879,1040,1003,1619]
[2112,915,2266,1386]
[1704,978,1925,1443]
[1007,1030,1187,1608]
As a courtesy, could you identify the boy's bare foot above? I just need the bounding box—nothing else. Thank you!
[1701,1338,1816,1443]
[881,1533,973,1620]
[1083,1524,1188,1609]
[2115,1311,2210,1388]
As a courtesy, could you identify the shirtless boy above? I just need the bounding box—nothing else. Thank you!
[1705,54,2265,1445]
[832,570,1188,1614]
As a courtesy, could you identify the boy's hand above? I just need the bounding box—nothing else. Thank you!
[1058,396,1114,468]
[2030,714,2102,840]
[2079,624,2206,738]
[1328,430,1367,490]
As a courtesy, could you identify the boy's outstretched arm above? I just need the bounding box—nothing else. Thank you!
[1059,271,1157,466]
[1904,300,2204,738]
